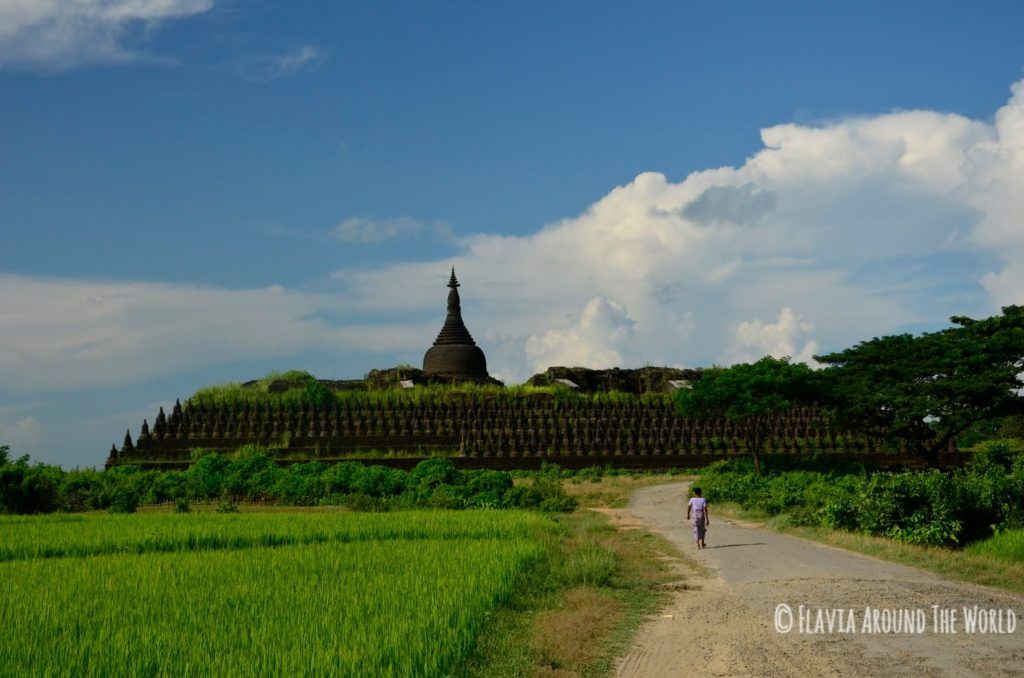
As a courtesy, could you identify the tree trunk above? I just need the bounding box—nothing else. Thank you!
[752,427,764,476]
[915,440,941,467]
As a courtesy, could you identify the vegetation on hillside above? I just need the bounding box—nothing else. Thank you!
[191,375,671,410]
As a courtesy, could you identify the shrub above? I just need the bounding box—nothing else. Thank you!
[350,466,407,498]
[696,449,1024,547]
[409,458,460,494]
[463,470,513,508]
[188,454,230,499]
[422,487,464,510]
[821,491,859,531]
[59,469,104,512]
[786,504,823,527]
[107,486,140,514]
[320,462,363,496]
[846,471,961,546]
[216,495,239,513]
[507,476,578,513]
[274,462,329,506]
[174,498,191,513]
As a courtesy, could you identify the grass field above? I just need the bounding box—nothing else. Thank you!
[0,510,544,562]
[0,510,551,676]
[965,528,1024,562]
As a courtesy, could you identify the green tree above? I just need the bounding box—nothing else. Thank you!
[674,357,825,475]
[817,306,1024,461]
[188,454,230,498]
[107,485,140,513]
[0,454,61,514]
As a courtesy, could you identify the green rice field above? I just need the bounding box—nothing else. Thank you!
[0,510,552,676]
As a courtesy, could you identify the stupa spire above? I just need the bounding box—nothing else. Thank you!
[433,268,475,346]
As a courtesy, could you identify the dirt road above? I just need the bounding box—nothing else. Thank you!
[612,482,1024,677]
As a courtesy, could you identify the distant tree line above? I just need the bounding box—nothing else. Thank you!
[0,451,576,515]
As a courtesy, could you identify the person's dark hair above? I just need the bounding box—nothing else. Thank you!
[692,487,702,497]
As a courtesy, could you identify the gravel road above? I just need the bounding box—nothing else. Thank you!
[612,482,1024,677]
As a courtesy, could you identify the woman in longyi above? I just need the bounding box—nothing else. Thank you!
[686,487,709,549]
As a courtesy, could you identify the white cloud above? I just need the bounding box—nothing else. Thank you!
[727,307,819,366]
[0,0,214,70]
[982,263,1024,307]
[333,216,451,243]
[524,297,635,374]
[0,275,430,393]
[244,44,328,81]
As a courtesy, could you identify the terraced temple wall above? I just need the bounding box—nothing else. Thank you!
[107,397,952,469]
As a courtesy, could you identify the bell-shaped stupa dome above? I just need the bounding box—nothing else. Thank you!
[422,269,490,382]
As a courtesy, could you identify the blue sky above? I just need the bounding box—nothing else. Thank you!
[2,1,1024,467]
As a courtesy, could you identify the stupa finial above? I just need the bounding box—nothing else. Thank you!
[448,267,460,289]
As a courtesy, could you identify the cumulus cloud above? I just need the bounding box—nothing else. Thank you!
[727,307,819,366]
[524,297,635,374]
[0,0,214,70]
[330,79,1024,381]
[682,183,776,226]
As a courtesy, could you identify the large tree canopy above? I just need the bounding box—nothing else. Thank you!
[674,357,827,473]
[816,305,1024,460]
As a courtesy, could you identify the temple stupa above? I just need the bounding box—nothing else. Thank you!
[422,268,490,382]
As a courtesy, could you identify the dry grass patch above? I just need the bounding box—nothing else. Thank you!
[464,509,685,678]
[533,588,624,675]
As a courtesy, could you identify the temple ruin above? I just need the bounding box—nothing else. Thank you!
[104,269,956,470]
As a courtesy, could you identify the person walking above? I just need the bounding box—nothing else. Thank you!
[686,487,709,549]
